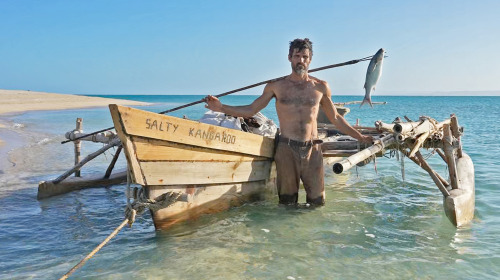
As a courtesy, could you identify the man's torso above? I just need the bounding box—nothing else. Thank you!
[271,76,326,141]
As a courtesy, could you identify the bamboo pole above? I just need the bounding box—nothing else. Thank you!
[104,145,122,179]
[414,151,450,197]
[74,118,82,177]
[332,135,395,174]
[443,124,459,190]
[53,138,121,184]
[393,121,421,134]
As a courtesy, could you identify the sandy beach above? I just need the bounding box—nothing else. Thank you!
[0,89,149,164]
[0,89,148,115]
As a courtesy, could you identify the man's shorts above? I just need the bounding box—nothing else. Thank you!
[274,137,324,205]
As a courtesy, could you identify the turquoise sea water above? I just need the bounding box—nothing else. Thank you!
[0,95,499,279]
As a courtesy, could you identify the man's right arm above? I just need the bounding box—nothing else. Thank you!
[205,83,275,117]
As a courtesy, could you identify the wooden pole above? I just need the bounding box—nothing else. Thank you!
[450,114,463,158]
[435,149,447,163]
[401,148,450,188]
[443,124,459,190]
[414,151,450,197]
[74,118,82,177]
[374,120,395,133]
[408,131,430,158]
[104,145,122,179]
[53,138,121,184]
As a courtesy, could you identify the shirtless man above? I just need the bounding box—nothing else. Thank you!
[205,38,372,206]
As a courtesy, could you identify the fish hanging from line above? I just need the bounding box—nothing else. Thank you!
[361,48,386,108]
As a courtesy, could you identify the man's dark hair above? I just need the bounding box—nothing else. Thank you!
[288,38,313,57]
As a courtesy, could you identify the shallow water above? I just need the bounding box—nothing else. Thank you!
[0,95,499,279]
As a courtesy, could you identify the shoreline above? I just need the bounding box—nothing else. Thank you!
[0,89,151,172]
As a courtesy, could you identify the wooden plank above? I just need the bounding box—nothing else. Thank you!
[111,105,275,158]
[140,160,272,185]
[147,180,275,229]
[109,105,145,185]
[133,136,267,162]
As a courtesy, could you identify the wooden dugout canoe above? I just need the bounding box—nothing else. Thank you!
[109,105,276,229]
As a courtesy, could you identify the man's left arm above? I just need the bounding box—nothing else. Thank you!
[319,82,373,143]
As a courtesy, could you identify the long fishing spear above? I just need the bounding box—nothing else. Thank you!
[61,55,373,144]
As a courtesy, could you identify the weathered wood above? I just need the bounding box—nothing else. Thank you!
[333,135,395,174]
[393,121,421,134]
[133,136,267,162]
[408,131,430,158]
[66,130,117,144]
[435,119,451,130]
[436,148,447,163]
[443,124,459,190]
[104,145,122,179]
[450,114,463,158]
[38,170,127,199]
[414,151,450,197]
[449,114,461,138]
[109,104,280,229]
[147,179,276,229]
[321,139,370,151]
[444,152,475,227]
[374,120,395,133]
[74,118,82,177]
[109,105,275,158]
[140,160,272,185]
[409,119,435,137]
[110,105,145,185]
[53,138,121,184]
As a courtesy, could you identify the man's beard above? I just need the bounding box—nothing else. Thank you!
[294,63,307,75]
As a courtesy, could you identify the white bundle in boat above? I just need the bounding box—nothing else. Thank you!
[245,112,277,137]
[198,111,278,137]
[199,110,242,130]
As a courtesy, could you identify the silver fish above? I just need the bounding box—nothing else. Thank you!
[361,48,385,108]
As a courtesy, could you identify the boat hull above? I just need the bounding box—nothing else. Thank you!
[109,105,276,229]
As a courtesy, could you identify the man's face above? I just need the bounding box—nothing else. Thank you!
[289,48,311,75]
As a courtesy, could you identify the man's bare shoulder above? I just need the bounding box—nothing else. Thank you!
[266,76,290,93]
[309,76,330,91]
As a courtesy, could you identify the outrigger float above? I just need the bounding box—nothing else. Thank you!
[38,104,474,228]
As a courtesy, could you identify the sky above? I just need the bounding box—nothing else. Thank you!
[1,0,500,96]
